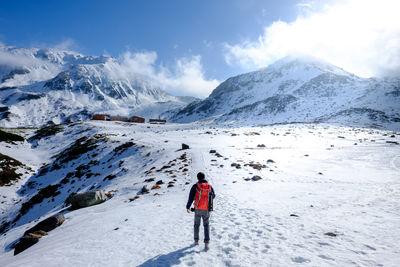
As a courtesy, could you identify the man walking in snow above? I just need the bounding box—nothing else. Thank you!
[186,172,215,249]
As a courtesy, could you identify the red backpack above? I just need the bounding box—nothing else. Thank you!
[195,182,212,210]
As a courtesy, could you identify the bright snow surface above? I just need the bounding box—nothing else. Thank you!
[1,121,399,266]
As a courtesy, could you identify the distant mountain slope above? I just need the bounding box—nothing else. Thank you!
[171,57,400,129]
[0,45,197,127]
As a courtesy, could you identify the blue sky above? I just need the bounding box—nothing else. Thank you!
[1,0,399,97]
[0,0,298,79]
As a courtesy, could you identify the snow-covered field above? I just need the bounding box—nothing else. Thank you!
[1,121,399,266]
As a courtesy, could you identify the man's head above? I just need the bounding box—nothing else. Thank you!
[197,172,205,181]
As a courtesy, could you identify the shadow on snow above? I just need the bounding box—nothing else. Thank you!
[137,244,200,267]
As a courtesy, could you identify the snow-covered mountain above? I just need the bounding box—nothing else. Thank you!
[171,57,400,130]
[0,45,197,127]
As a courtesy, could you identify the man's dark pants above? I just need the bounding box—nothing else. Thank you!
[194,209,210,243]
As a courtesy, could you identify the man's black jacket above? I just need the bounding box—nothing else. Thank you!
[186,179,215,209]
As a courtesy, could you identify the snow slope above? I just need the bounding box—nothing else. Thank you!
[171,57,400,130]
[0,45,197,127]
[1,121,399,266]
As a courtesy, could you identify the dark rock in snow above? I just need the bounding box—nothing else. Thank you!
[15,215,64,255]
[141,185,149,194]
[386,141,399,145]
[24,214,65,236]
[257,144,266,148]
[251,164,262,170]
[290,214,299,217]
[156,180,164,185]
[267,159,275,163]
[251,175,262,181]
[14,234,39,255]
[151,184,161,190]
[182,143,190,150]
[209,150,216,153]
[324,232,337,237]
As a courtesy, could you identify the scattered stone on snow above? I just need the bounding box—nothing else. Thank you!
[324,232,337,237]
[251,175,262,181]
[141,185,149,194]
[386,141,399,145]
[151,184,161,190]
[182,143,190,150]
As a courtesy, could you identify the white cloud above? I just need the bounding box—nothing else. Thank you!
[225,0,400,77]
[119,51,219,98]
[52,38,77,51]
[0,40,219,97]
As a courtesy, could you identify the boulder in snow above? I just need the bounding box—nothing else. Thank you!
[14,234,39,255]
[24,214,65,235]
[66,191,106,209]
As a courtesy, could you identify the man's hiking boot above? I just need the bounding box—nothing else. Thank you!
[204,242,209,251]
[194,240,199,246]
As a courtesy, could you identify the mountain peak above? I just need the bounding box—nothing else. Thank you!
[264,55,353,77]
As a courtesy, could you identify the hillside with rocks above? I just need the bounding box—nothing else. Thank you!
[0,121,399,266]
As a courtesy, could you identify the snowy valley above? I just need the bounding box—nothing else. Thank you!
[0,121,399,266]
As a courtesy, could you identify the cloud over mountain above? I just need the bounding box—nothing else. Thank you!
[120,51,219,98]
[224,0,400,78]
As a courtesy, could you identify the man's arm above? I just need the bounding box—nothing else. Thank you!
[186,184,197,210]
[211,186,216,199]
